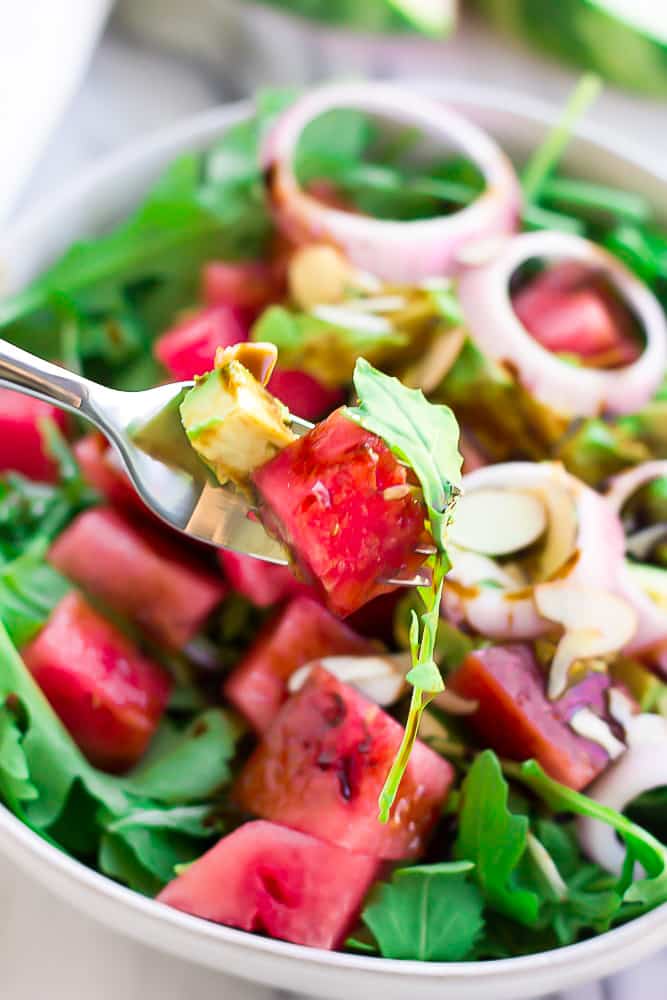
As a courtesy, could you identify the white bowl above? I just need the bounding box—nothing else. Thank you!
[2,83,667,1000]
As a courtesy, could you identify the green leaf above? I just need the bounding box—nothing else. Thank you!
[0,551,71,647]
[107,804,216,839]
[99,832,164,897]
[0,706,38,813]
[345,358,462,549]
[129,709,237,805]
[455,751,540,925]
[515,760,667,911]
[522,74,602,201]
[362,861,484,961]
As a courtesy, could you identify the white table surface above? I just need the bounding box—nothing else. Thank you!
[6,8,667,998]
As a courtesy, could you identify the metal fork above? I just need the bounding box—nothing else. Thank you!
[0,339,429,586]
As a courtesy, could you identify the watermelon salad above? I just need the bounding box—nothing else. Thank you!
[3,79,667,963]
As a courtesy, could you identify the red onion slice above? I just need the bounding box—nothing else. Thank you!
[443,461,626,640]
[457,231,667,417]
[577,707,667,875]
[262,82,521,283]
[607,461,667,656]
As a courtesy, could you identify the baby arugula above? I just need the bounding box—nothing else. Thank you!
[344,359,462,819]
[357,750,667,961]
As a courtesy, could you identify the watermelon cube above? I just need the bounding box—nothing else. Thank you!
[202,260,283,314]
[223,596,374,731]
[0,389,67,482]
[449,644,613,790]
[513,262,641,365]
[158,819,378,949]
[235,665,454,859]
[267,367,345,422]
[218,550,313,608]
[23,592,170,771]
[154,306,247,381]
[253,409,428,617]
[49,507,226,649]
[74,434,145,512]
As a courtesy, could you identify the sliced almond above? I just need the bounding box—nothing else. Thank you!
[569,708,625,759]
[311,304,393,334]
[345,295,407,314]
[534,583,638,698]
[533,479,578,581]
[288,244,351,310]
[402,326,467,393]
[432,689,479,715]
[449,488,547,557]
[525,832,568,901]
[288,653,411,706]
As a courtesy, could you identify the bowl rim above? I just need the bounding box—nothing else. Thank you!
[2,79,667,984]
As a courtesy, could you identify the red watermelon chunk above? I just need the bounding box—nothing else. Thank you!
[235,665,454,859]
[157,819,378,949]
[267,367,345,422]
[49,507,226,649]
[74,434,145,513]
[154,305,247,381]
[23,592,170,771]
[224,596,373,731]
[449,644,613,790]
[202,260,283,314]
[0,389,67,482]
[512,262,641,367]
[252,409,428,617]
[218,550,313,608]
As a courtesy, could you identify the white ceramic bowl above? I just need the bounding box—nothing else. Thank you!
[2,83,667,1000]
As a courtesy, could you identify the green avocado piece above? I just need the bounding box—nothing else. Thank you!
[180,362,295,487]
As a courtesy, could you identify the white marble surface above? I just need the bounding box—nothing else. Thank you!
[6,9,667,999]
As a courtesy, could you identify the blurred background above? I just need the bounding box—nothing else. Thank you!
[9,0,667,223]
[2,1,667,999]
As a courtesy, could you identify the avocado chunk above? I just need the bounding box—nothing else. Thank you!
[180,361,296,488]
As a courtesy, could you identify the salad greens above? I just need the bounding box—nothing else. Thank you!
[2,78,667,964]
[0,618,237,894]
[357,752,667,961]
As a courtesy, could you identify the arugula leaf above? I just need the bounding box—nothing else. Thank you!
[514,760,667,911]
[344,360,461,819]
[0,706,38,814]
[455,750,540,925]
[522,74,602,201]
[252,305,406,387]
[346,358,462,548]
[362,861,484,961]
[129,709,237,804]
[0,552,70,647]
[106,804,216,839]
[0,423,97,561]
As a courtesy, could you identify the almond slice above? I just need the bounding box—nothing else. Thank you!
[534,583,638,698]
[288,652,411,706]
[449,488,547,557]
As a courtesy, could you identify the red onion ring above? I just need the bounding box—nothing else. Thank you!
[443,461,626,639]
[262,82,521,283]
[578,711,667,875]
[607,461,667,656]
[457,231,667,417]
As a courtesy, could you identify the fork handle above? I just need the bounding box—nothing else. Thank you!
[0,337,100,421]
